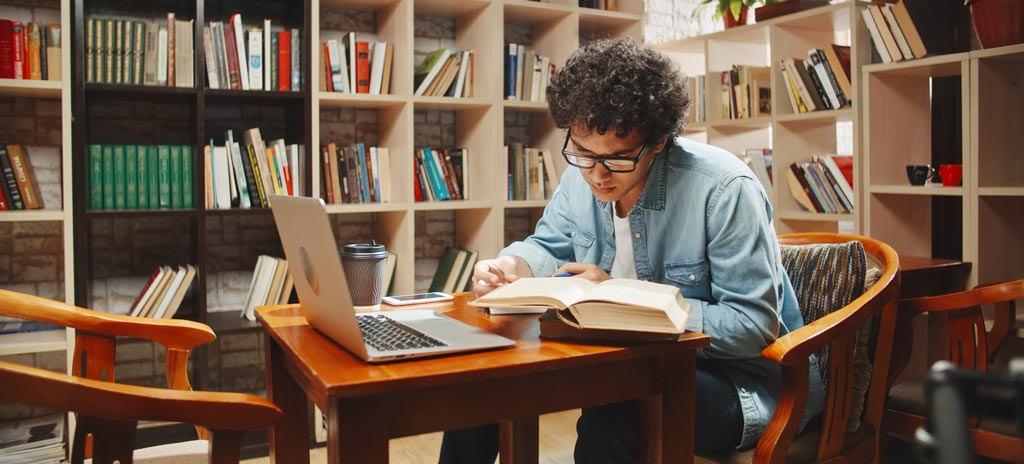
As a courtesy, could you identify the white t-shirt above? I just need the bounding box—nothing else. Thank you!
[608,204,637,280]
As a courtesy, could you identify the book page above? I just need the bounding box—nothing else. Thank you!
[469,277,597,309]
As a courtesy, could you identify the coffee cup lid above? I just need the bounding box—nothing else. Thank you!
[342,240,387,259]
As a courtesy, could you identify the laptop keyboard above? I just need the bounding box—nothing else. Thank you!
[358,314,448,352]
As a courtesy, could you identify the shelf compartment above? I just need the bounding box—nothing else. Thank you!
[0,79,62,98]
[0,330,67,356]
[503,0,574,23]
[976,196,1024,284]
[204,89,307,101]
[974,51,1024,190]
[319,92,406,108]
[862,52,969,77]
[84,83,200,97]
[869,185,964,196]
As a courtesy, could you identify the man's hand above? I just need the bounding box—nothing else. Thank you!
[472,256,524,296]
[553,263,611,283]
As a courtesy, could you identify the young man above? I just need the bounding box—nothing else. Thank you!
[439,38,823,463]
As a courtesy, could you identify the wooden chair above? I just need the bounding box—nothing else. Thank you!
[0,290,283,464]
[884,279,1024,463]
[698,233,901,464]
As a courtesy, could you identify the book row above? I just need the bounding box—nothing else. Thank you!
[320,143,391,205]
[863,0,951,64]
[241,255,295,321]
[86,15,195,87]
[741,148,773,200]
[785,154,854,215]
[428,246,479,294]
[778,44,852,114]
[0,19,60,81]
[578,0,620,10]
[128,264,198,319]
[0,145,43,211]
[413,48,475,98]
[87,145,194,211]
[205,128,305,210]
[504,44,554,103]
[506,143,559,202]
[720,65,771,120]
[414,147,468,202]
[320,33,394,95]
[204,15,301,91]
[687,75,707,125]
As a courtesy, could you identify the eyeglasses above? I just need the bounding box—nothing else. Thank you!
[561,131,649,173]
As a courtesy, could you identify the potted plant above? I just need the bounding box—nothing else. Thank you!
[700,0,759,28]
[965,0,1024,49]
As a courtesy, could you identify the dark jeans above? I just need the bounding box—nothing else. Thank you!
[438,362,743,464]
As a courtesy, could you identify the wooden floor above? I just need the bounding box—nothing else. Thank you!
[242,409,580,464]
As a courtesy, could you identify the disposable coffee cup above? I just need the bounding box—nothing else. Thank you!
[341,240,388,309]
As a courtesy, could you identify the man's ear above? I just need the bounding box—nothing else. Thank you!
[652,136,670,154]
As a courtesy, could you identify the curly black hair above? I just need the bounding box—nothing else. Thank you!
[547,38,689,142]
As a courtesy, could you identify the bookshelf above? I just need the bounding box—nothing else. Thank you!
[863,43,1024,288]
[654,1,868,234]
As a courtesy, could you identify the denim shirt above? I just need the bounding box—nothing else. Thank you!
[501,137,825,449]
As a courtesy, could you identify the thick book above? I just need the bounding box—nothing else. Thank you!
[537,309,682,342]
[6,145,42,210]
[0,147,24,210]
[2,20,20,79]
[413,48,450,96]
[354,40,370,93]
[471,277,691,334]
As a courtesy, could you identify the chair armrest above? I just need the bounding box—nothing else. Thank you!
[899,280,1024,317]
[761,268,900,366]
[0,361,282,430]
[0,290,214,351]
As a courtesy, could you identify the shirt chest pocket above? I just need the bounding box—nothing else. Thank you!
[665,259,710,299]
[570,229,596,262]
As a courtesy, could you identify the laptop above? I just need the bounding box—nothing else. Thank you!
[268,195,516,363]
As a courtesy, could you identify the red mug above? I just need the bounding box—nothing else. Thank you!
[939,164,963,187]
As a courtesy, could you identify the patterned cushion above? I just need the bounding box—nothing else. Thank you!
[780,241,871,433]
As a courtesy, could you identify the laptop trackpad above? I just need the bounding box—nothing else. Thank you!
[393,310,514,346]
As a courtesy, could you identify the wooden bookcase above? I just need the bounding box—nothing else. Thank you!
[653,1,869,235]
[862,43,1024,287]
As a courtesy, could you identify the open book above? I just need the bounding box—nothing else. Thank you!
[470,277,691,334]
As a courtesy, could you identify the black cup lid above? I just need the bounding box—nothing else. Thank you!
[342,240,387,258]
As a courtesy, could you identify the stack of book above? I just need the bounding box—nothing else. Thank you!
[719,65,771,120]
[204,128,304,210]
[320,143,390,204]
[0,413,65,463]
[88,145,193,211]
[414,147,467,202]
[505,143,558,201]
[578,0,619,11]
[862,0,955,64]
[0,19,60,81]
[742,148,773,199]
[321,32,394,95]
[128,265,198,319]
[241,255,294,321]
[687,75,707,125]
[785,154,854,214]
[778,45,851,114]
[204,15,301,91]
[413,48,474,98]
[504,44,554,102]
[85,14,194,87]
[0,145,43,211]
[428,246,478,294]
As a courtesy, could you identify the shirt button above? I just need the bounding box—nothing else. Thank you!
[689,275,696,281]
[740,387,747,394]
[634,232,641,239]
[571,232,576,237]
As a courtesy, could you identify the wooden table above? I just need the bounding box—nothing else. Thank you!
[257,297,710,464]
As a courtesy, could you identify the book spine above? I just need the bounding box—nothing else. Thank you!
[125,145,138,209]
[269,29,278,91]
[137,145,149,209]
[290,28,300,92]
[182,145,193,208]
[505,44,517,100]
[11,21,23,79]
[5,146,40,209]
[355,41,370,93]
[132,21,144,85]
[121,19,132,84]
[263,19,271,91]
[158,145,171,208]
[166,13,176,86]
[236,142,260,207]
[27,22,41,80]
[113,145,126,210]
[170,145,183,208]
[148,144,159,207]
[203,25,220,89]
[246,145,267,207]
[278,30,290,91]
[157,26,168,85]
[247,27,263,91]
[83,19,93,82]
[230,14,249,90]
[143,21,158,85]
[0,148,24,210]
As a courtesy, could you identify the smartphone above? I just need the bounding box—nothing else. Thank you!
[382,292,454,306]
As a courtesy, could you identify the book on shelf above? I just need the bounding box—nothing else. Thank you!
[428,246,478,294]
[823,45,852,101]
[785,157,854,214]
[87,144,192,211]
[242,255,292,321]
[505,44,553,102]
[0,145,42,210]
[414,147,467,203]
[205,128,302,209]
[85,15,192,87]
[0,19,61,81]
[504,144,555,201]
[414,48,450,97]
[743,148,773,198]
[0,412,65,463]
[0,319,61,335]
[880,3,914,61]
[471,277,691,334]
[862,7,894,64]
[319,143,390,204]
[382,250,397,296]
[129,265,197,319]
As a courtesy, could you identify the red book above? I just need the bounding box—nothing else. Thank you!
[223,24,241,90]
[20,22,28,80]
[11,21,24,79]
[323,42,334,92]
[0,20,14,79]
[354,41,370,93]
[830,154,853,187]
[0,174,8,210]
[412,158,424,202]
[277,30,291,91]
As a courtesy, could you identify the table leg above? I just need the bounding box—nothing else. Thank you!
[637,351,693,464]
[331,398,389,464]
[499,418,539,464]
[266,340,309,464]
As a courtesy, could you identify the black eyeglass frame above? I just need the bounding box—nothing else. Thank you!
[561,130,650,173]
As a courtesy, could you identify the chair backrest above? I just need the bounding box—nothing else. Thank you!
[0,290,282,464]
[755,233,901,464]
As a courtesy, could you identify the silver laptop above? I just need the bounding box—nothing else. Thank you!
[269,195,515,363]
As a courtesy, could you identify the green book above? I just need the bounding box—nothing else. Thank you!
[125,145,138,209]
[136,145,149,209]
[148,144,159,208]
[113,145,126,209]
[181,145,193,208]
[88,144,103,210]
[170,145,182,209]
[101,145,114,210]
[428,246,462,293]
[158,145,171,209]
